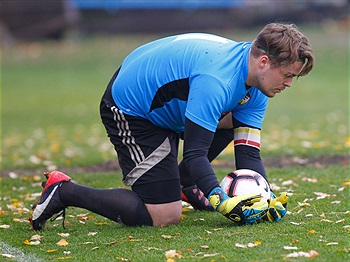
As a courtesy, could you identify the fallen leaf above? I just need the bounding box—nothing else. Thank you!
[94,222,108,226]
[13,218,30,223]
[46,249,57,253]
[2,254,15,259]
[247,243,258,247]
[282,180,294,186]
[285,250,319,258]
[57,256,72,260]
[284,246,298,250]
[116,257,130,261]
[165,249,182,259]
[235,243,247,248]
[302,177,318,183]
[290,222,304,225]
[326,242,338,246]
[30,234,42,241]
[341,180,350,187]
[88,232,98,236]
[194,252,219,258]
[307,230,316,234]
[0,225,10,229]
[162,235,174,239]
[201,245,210,249]
[24,239,40,246]
[56,238,68,246]
[58,233,70,237]
[335,219,345,224]
[321,219,333,223]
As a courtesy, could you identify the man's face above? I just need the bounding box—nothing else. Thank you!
[256,60,304,98]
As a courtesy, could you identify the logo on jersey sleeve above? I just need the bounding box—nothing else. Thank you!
[238,93,251,106]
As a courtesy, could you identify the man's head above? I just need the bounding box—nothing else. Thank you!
[249,22,315,97]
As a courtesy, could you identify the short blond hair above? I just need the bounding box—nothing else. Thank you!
[251,23,315,77]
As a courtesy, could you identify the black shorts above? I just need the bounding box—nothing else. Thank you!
[100,70,181,204]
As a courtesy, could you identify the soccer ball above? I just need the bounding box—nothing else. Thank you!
[220,169,271,200]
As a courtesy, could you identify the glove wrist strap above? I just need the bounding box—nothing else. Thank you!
[208,187,228,211]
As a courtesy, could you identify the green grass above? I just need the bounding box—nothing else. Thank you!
[1,166,349,261]
[2,25,349,170]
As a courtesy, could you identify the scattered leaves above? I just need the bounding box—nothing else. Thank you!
[165,249,183,259]
[24,239,40,246]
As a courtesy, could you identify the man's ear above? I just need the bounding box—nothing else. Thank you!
[259,55,270,69]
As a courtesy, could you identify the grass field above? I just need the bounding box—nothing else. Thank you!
[1,167,349,261]
[1,23,349,261]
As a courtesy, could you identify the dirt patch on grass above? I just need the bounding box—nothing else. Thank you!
[1,154,349,177]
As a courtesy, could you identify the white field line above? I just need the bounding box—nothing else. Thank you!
[0,241,43,262]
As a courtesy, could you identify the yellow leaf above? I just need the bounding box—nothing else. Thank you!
[94,222,108,225]
[46,249,57,253]
[23,240,31,245]
[57,238,68,246]
[57,256,72,260]
[342,181,350,187]
[307,229,316,234]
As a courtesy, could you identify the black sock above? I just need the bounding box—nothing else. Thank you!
[59,181,153,226]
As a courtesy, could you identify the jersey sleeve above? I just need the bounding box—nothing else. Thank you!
[232,88,268,129]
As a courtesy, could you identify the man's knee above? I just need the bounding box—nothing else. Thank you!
[145,200,182,226]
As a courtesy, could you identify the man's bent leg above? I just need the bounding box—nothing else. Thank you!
[59,182,153,226]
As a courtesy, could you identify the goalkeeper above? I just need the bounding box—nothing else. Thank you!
[30,22,314,230]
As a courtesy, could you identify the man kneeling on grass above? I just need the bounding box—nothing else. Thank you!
[30,22,314,230]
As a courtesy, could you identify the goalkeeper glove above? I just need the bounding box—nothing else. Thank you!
[181,185,214,211]
[263,192,289,222]
[208,187,268,225]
